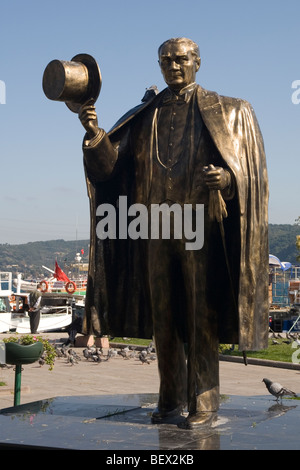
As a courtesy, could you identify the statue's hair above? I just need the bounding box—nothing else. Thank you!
[158,37,200,59]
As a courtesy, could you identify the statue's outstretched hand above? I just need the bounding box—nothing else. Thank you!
[78,100,99,138]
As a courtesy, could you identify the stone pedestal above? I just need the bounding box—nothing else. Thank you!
[95,336,109,348]
[74,335,94,347]
[1,394,300,450]
[74,335,109,348]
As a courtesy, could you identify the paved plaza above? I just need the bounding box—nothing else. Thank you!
[1,332,299,409]
[1,332,300,450]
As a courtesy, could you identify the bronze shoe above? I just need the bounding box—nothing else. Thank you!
[151,404,184,424]
[179,411,217,429]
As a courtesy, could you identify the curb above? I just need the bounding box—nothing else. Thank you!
[109,342,150,351]
[220,354,300,370]
[110,343,300,371]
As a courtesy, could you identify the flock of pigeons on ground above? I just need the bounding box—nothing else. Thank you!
[270,331,300,346]
[49,341,157,367]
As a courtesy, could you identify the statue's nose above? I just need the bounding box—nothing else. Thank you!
[169,60,180,70]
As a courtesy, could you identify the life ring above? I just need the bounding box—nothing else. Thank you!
[40,280,48,292]
[65,281,76,294]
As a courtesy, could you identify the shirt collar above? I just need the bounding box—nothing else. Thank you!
[163,82,197,104]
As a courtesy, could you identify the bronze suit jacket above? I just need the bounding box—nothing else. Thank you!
[82,85,269,351]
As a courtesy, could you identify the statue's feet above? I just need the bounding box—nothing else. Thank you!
[179,411,217,429]
[151,404,184,424]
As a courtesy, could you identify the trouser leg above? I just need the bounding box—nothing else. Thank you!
[148,212,220,422]
[184,214,220,426]
[29,309,40,334]
[187,304,219,414]
[179,242,219,415]
[148,239,187,413]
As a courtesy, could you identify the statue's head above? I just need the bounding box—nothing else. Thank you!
[158,38,201,91]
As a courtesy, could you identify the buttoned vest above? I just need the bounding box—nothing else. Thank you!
[147,88,223,206]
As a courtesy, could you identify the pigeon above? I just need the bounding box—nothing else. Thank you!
[128,347,138,359]
[60,345,68,358]
[148,353,157,361]
[139,351,150,364]
[141,85,159,102]
[82,345,105,362]
[55,346,64,358]
[66,349,80,365]
[291,333,300,340]
[67,354,77,365]
[83,347,91,360]
[68,349,81,361]
[107,348,118,358]
[272,339,280,345]
[262,378,297,401]
[118,346,130,359]
[39,355,45,367]
[91,353,102,363]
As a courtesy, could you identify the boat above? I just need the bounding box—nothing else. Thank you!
[13,258,87,296]
[13,277,87,295]
[0,271,76,334]
[13,252,88,296]
[0,272,13,334]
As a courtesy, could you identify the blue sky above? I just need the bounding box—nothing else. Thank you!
[1,0,300,244]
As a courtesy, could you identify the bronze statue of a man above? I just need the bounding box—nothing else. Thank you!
[79,37,269,428]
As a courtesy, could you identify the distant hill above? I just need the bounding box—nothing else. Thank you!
[0,239,90,278]
[269,224,300,264]
[0,224,299,277]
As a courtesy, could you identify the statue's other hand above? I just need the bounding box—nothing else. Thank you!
[203,164,231,191]
[78,100,99,138]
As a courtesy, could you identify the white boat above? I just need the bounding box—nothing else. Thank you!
[13,256,88,295]
[13,277,87,295]
[0,272,74,334]
[0,272,13,334]
[13,278,38,292]
[11,293,74,334]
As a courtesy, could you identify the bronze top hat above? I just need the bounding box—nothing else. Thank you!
[42,53,102,113]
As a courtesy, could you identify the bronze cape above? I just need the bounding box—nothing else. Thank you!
[82,85,269,351]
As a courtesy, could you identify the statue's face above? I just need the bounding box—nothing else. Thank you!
[159,41,200,91]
